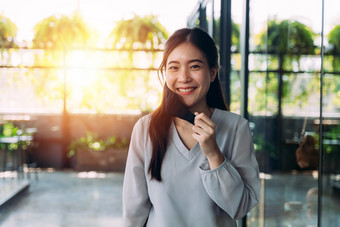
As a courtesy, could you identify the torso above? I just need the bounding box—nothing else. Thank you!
[140,109,242,227]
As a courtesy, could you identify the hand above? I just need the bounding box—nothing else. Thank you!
[192,112,224,169]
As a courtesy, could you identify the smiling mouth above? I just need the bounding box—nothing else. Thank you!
[177,87,196,94]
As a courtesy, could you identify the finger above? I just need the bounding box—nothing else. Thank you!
[194,116,215,135]
[192,125,211,140]
[194,118,210,132]
[192,132,200,142]
[194,112,215,128]
[191,130,207,143]
[192,124,205,135]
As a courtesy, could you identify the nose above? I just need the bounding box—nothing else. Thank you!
[178,67,192,83]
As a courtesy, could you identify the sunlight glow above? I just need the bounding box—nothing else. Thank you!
[67,50,100,87]
[65,50,102,111]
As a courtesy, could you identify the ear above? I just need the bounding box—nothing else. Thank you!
[210,66,218,82]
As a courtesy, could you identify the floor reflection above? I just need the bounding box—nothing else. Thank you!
[249,171,340,227]
[0,170,339,227]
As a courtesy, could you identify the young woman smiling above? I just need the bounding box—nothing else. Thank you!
[122,27,260,227]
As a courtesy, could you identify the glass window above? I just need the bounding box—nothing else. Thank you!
[245,0,340,226]
[322,0,340,226]
[205,0,214,36]
[230,0,242,113]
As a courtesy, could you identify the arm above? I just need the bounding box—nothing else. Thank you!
[122,118,151,227]
[198,117,260,219]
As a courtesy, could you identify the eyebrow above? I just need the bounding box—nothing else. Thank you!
[167,59,204,65]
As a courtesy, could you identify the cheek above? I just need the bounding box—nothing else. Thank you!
[165,73,176,84]
[165,77,176,91]
[195,73,211,87]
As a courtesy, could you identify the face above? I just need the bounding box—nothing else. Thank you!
[165,42,217,112]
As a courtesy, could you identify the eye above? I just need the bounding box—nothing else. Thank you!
[190,64,201,70]
[168,65,178,71]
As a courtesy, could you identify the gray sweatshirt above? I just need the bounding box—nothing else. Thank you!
[122,109,260,227]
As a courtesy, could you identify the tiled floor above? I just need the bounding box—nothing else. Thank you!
[0,170,339,227]
[0,177,29,209]
[0,170,124,227]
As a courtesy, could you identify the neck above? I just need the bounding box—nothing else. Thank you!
[188,106,214,118]
[174,107,214,128]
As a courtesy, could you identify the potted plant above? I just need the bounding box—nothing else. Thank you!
[67,132,129,172]
[0,122,36,171]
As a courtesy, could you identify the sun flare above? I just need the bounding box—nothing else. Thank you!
[66,50,100,87]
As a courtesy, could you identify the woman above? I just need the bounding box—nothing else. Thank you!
[122,27,260,227]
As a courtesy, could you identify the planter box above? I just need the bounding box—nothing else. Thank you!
[71,148,128,172]
[33,142,65,169]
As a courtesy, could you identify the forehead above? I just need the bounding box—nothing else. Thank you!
[166,42,206,63]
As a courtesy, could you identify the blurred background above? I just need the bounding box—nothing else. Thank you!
[0,0,339,226]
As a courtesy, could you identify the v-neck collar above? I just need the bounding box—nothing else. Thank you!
[170,109,218,161]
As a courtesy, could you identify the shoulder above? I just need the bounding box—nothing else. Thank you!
[130,114,152,142]
[213,109,251,133]
[129,114,152,153]
[133,113,152,131]
[213,109,247,123]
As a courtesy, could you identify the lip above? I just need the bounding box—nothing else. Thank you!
[177,87,196,95]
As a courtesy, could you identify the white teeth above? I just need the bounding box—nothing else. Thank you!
[178,88,194,92]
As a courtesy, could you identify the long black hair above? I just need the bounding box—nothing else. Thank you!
[148,27,228,181]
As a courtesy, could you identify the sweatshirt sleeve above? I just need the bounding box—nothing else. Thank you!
[199,117,260,219]
[122,117,151,227]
